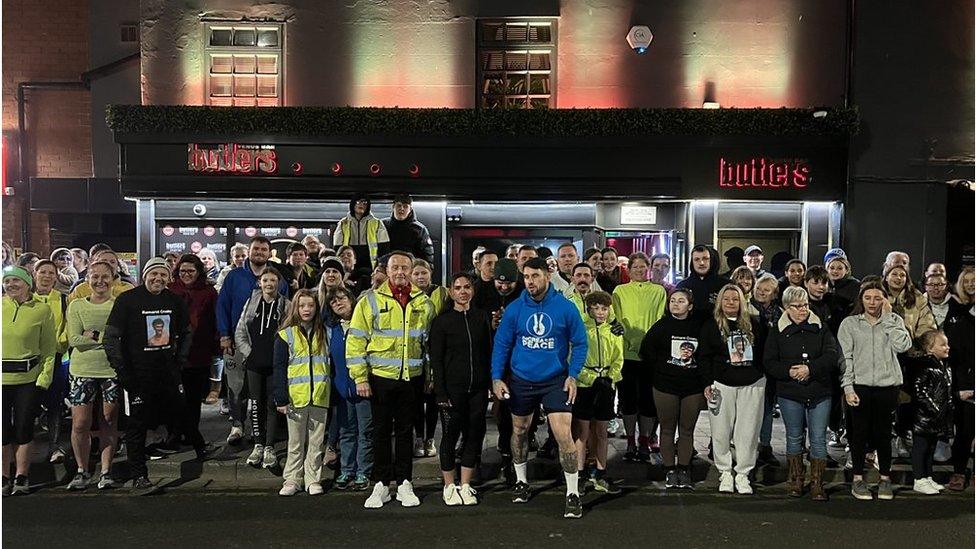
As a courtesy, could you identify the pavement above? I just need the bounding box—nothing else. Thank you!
[23,399,974,494]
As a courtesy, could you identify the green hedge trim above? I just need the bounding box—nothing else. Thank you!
[107,105,858,138]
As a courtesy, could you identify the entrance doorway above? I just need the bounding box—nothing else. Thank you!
[716,231,799,277]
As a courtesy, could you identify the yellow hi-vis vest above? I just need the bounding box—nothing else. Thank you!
[278,325,331,408]
[339,216,381,268]
[346,281,435,383]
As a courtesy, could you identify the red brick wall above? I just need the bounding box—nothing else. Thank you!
[1,0,91,255]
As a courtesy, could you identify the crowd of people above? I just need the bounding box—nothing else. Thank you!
[2,196,973,520]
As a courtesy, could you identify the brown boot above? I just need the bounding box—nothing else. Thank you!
[787,454,805,497]
[809,458,827,501]
[205,381,221,405]
[947,473,966,491]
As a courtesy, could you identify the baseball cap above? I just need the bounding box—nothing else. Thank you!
[744,245,763,256]
[494,258,519,282]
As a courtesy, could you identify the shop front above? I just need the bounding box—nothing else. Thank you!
[110,106,853,282]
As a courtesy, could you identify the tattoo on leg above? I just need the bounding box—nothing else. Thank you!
[512,432,528,464]
[560,451,578,474]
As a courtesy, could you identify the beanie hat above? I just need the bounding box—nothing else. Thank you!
[2,265,33,287]
[320,256,344,274]
[494,258,519,282]
[823,248,847,265]
[142,257,170,278]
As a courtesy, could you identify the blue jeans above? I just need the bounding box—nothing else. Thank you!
[778,396,830,459]
[760,386,775,447]
[337,397,374,478]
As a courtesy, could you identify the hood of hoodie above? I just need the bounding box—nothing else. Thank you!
[686,246,722,280]
[348,194,371,217]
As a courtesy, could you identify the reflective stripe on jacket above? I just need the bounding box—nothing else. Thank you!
[346,281,434,383]
[339,216,382,268]
[277,325,330,408]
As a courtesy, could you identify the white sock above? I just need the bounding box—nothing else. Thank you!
[514,462,528,483]
[565,471,580,496]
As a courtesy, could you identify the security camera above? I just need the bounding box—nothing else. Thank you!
[626,26,653,54]
[192,204,207,217]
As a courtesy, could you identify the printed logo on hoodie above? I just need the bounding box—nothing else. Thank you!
[522,312,555,349]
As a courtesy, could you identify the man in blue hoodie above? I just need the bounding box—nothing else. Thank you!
[491,257,588,519]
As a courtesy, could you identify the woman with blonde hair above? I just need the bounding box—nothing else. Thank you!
[953,266,974,305]
[698,284,767,495]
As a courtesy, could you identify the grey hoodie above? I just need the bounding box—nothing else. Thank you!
[837,311,913,394]
[234,289,290,360]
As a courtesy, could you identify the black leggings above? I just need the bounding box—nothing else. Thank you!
[653,388,704,467]
[439,390,488,470]
[180,366,210,446]
[848,385,899,476]
[2,383,38,446]
[952,400,974,474]
[618,360,655,417]
[413,378,438,441]
[494,399,512,456]
[912,432,938,480]
[247,369,279,447]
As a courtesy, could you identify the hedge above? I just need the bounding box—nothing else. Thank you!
[106,104,858,138]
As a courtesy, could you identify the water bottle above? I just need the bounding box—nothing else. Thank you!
[707,385,722,416]
[800,353,811,385]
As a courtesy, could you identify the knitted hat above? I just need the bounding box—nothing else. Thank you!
[2,265,33,287]
[142,257,170,278]
[320,256,344,274]
[823,248,847,265]
[494,258,519,282]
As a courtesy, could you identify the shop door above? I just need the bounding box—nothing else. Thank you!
[716,231,799,276]
[449,227,584,274]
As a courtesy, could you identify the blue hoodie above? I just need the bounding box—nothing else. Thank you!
[327,319,361,403]
[491,284,588,383]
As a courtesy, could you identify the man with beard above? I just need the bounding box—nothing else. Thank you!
[216,237,288,445]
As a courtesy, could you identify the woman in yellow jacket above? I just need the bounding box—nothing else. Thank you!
[273,289,331,497]
[573,291,623,494]
[611,252,667,462]
[2,266,57,496]
[31,260,71,463]
[68,250,134,303]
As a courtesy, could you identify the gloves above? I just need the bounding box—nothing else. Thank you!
[610,319,625,336]
[593,376,614,392]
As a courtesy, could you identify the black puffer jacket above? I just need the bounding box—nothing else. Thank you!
[763,311,839,404]
[429,306,493,402]
[830,276,861,310]
[912,354,954,437]
[944,305,974,392]
[676,246,730,321]
[383,209,435,265]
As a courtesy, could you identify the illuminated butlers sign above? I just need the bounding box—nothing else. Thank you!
[188,144,278,174]
[718,157,810,189]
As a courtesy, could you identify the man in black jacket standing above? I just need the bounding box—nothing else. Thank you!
[383,194,435,265]
[677,245,729,321]
[103,257,200,490]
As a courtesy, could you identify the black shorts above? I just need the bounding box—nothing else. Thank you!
[573,383,616,422]
[508,374,572,416]
[617,359,656,417]
[3,383,39,445]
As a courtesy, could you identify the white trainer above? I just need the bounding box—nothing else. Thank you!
[307,482,324,496]
[396,480,421,507]
[413,438,425,458]
[718,472,734,493]
[926,477,945,491]
[734,474,753,495]
[913,479,940,495]
[278,481,301,497]
[365,482,391,508]
[459,484,479,505]
[443,484,462,506]
[245,444,264,466]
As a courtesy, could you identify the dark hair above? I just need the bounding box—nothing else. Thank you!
[628,251,650,267]
[679,341,695,351]
[583,247,602,262]
[176,254,206,280]
[671,287,694,303]
[804,265,829,284]
[393,193,413,204]
[601,246,618,256]
[163,251,180,260]
[479,249,499,260]
[326,286,356,306]
[851,280,889,315]
[152,318,165,326]
[536,247,553,260]
[250,236,272,248]
[286,242,308,256]
[88,243,112,257]
[882,264,919,309]
[650,253,670,265]
[557,242,577,254]
[450,272,476,286]
[572,261,593,275]
[523,257,549,273]
[785,259,806,270]
[518,245,537,255]
[32,260,56,281]
[17,252,39,267]
[584,290,613,309]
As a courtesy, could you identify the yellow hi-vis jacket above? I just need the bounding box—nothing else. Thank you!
[576,318,624,388]
[335,215,384,268]
[346,281,435,384]
[611,281,667,361]
[277,325,331,408]
[567,289,616,323]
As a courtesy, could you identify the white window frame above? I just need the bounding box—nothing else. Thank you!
[476,18,557,109]
[204,22,284,107]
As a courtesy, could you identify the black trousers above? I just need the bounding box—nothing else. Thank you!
[494,399,512,456]
[412,377,438,441]
[952,400,975,474]
[247,369,279,446]
[848,385,899,476]
[439,390,488,470]
[2,383,38,446]
[618,359,656,417]
[180,366,210,446]
[911,432,938,480]
[370,375,416,483]
[125,379,201,478]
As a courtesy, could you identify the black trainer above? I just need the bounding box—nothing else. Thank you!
[677,468,694,489]
[664,468,679,489]
[623,449,638,463]
[564,493,583,519]
[512,481,531,503]
[132,476,153,490]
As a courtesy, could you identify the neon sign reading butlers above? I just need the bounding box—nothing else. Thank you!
[187,144,278,175]
[719,157,810,189]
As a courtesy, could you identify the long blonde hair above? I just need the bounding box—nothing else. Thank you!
[280,289,326,350]
[955,267,974,305]
[713,283,754,342]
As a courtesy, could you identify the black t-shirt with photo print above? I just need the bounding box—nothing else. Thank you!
[698,316,766,388]
[106,285,189,378]
[640,315,708,397]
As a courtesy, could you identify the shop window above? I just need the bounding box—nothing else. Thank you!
[205,23,283,106]
[477,19,556,109]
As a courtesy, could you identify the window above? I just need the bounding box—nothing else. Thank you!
[205,23,283,106]
[477,19,556,109]
[120,23,139,44]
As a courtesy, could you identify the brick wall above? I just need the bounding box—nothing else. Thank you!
[1,0,91,255]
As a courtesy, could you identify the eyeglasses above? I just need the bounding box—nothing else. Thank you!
[788,303,810,310]
[178,269,197,275]
[925,282,947,288]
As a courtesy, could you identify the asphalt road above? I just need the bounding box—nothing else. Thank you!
[3,485,973,548]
